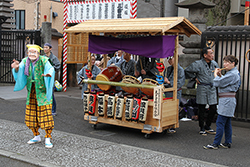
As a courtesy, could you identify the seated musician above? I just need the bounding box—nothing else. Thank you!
[107,50,125,67]
[134,56,159,80]
[95,54,104,70]
[77,54,101,99]
[118,52,136,76]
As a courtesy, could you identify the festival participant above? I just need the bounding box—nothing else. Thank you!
[164,56,185,133]
[119,52,136,76]
[77,54,101,99]
[204,55,240,149]
[185,47,219,136]
[43,43,60,116]
[134,56,159,80]
[164,56,185,100]
[107,50,125,67]
[11,44,55,148]
[95,54,103,70]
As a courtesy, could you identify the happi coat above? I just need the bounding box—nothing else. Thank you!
[77,64,101,99]
[164,64,185,99]
[45,52,61,72]
[185,58,219,105]
[12,56,55,106]
[214,67,240,117]
[107,55,125,67]
[136,56,159,80]
[118,59,136,76]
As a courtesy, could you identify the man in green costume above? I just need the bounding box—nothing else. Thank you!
[11,44,55,148]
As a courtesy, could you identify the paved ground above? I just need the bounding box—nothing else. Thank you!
[0,85,250,167]
[0,119,226,167]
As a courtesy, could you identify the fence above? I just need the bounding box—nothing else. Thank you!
[0,30,40,83]
[201,26,250,121]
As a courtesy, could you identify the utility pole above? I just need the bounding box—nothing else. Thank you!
[161,0,165,17]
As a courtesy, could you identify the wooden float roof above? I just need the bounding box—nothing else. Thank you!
[65,17,201,37]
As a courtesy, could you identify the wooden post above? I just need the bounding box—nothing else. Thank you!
[103,54,107,68]
[67,64,77,87]
[173,34,179,101]
[245,1,250,26]
[87,52,91,90]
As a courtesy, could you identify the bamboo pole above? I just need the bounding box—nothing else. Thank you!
[82,79,157,89]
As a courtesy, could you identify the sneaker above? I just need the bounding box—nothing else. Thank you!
[205,128,216,135]
[45,143,53,148]
[45,138,53,149]
[167,128,176,134]
[27,136,41,144]
[219,143,231,149]
[203,144,218,150]
[199,130,207,136]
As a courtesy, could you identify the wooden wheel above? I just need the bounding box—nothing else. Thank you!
[92,124,97,129]
[245,49,250,63]
[144,133,151,139]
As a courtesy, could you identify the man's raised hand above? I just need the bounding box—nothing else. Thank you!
[11,59,19,69]
[42,74,52,77]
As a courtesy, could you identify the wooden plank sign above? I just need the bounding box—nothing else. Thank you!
[153,86,162,119]
[67,33,89,64]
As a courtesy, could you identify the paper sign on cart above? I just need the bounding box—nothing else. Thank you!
[153,86,162,119]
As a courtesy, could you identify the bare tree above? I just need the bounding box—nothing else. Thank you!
[205,0,231,26]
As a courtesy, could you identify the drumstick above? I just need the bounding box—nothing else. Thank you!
[212,68,226,72]
[140,59,143,70]
[134,61,137,72]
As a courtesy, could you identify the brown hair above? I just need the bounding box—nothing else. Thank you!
[223,55,238,66]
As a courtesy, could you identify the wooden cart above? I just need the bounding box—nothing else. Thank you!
[66,17,201,138]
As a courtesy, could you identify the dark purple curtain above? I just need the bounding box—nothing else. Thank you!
[88,35,176,58]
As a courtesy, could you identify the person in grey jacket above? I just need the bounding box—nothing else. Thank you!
[77,55,101,99]
[164,56,185,100]
[107,50,125,67]
[44,43,61,116]
[118,52,136,76]
[204,55,240,149]
[185,47,219,136]
[164,56,185,133]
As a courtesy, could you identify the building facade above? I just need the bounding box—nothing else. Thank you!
[11,0,64,33]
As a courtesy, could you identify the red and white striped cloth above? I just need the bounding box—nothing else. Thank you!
[62,2,68,91]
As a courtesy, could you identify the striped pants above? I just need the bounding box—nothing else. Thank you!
[25,85,54,139]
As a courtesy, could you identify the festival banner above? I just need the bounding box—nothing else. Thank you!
[67,0,134,23]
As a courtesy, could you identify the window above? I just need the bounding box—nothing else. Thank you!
[15,10,25,29]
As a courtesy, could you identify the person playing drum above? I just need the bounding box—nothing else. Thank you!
[118,52,136,76]
[134,56,159,80]
[77,54,101,99]
[107,50,125,67]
